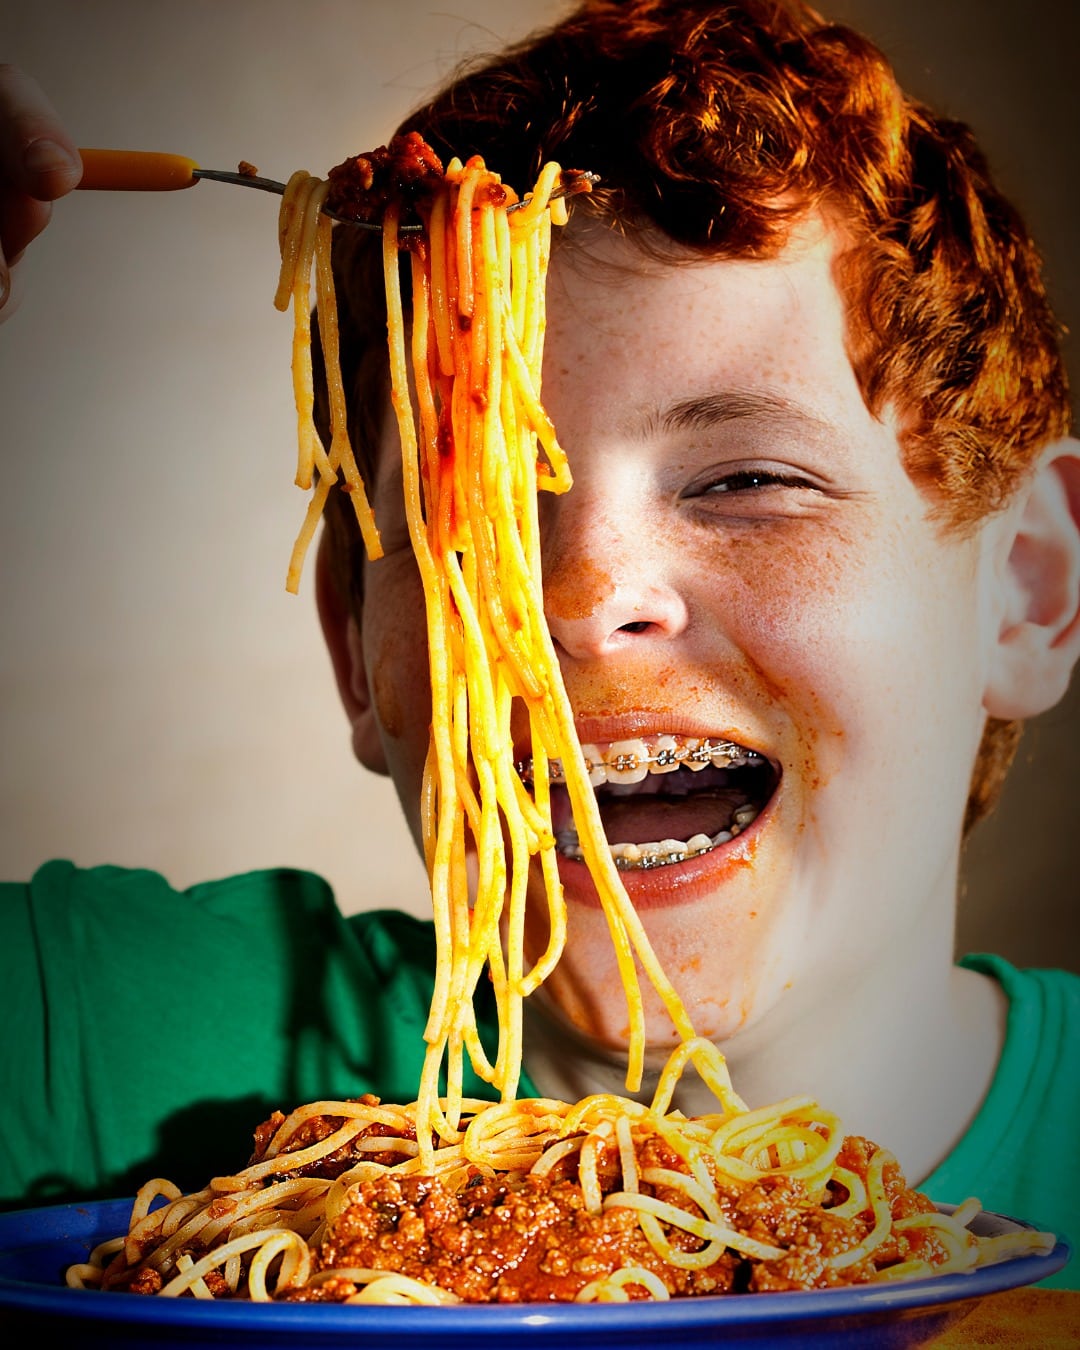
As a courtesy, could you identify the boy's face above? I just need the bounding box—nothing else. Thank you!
[354,216,1008,1062]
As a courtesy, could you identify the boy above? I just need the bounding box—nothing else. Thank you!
[2,0,1078,1290]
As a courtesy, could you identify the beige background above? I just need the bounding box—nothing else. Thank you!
[1,1,1076,967]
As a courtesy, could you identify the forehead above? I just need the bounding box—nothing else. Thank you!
[540,216,871,451]
[370,213,873,498]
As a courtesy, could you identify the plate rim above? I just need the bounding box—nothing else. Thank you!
[0,1195,1069,1332]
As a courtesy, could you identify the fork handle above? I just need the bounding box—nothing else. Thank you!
[77,148,199,191]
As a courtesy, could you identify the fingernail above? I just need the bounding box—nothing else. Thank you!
[23,138,78,176]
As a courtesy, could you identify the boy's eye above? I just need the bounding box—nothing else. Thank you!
[683,465,822,498]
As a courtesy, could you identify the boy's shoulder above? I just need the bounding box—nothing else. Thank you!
[956,950,1080,1126]
[2,856,443,1042]
[960,951,1080,1035]
[926,952,1080,1288]
[2,856,434,952]
[0,860,446,1209]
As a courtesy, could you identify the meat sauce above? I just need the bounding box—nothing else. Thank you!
[274,1124,947,1303]
[325,131,446,225]
[111,1100,957,1303]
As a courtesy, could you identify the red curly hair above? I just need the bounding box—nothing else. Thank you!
[316,0,1071,832]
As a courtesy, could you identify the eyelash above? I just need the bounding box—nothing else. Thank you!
[688,467,819,497]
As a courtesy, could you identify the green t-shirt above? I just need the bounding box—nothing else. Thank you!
[921,951,1079,1288]
[2,862,1076,1289]
[1,861,533,1208]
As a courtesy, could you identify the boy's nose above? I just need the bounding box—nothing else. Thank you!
[542,511,689,660]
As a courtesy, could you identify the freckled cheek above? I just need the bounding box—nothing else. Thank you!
[686,529,871,797]
[693,530,853,688]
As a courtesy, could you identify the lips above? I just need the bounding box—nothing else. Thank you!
[518,733,780,873]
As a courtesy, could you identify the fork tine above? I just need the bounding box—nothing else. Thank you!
[195,166,599,230]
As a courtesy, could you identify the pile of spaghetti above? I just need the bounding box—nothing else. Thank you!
[65,137,1054,1304]
[65,1038,1037,1303]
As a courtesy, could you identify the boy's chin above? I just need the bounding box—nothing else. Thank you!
[527,951,775,1060]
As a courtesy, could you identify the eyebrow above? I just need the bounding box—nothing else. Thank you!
[647,389,838,438]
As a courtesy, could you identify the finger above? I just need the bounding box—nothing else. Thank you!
[0,64,82,201]
[1,192,52,266]
[0,193,53,317]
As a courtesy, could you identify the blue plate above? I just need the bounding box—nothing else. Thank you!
[0,1198,1068,1347]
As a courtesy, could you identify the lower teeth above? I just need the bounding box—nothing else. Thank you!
[556,804,760,870]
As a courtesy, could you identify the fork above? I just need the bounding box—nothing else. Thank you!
[74,148,596,231]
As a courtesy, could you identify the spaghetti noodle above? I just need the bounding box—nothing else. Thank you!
[66,1039,1052,1302]
[281,137,691,1130]
[66,138,1055,1303]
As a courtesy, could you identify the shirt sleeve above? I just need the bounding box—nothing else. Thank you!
[0,861,436,1209]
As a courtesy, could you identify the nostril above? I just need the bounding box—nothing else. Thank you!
[619,621,651,634]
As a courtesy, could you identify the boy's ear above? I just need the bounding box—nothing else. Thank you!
[984,438,1080,720]
[315,531,390,775]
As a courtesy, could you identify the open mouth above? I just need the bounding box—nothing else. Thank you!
[517,735,781,871]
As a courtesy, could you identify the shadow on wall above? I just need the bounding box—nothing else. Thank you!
[959,679,1080,972]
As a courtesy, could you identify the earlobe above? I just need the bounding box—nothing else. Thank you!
[984,438,1080,720]
[315,532,390,775]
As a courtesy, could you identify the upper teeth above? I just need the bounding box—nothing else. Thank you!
[516,735,761,787]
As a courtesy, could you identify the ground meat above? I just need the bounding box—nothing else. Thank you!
[288,1171,738,1303]
[248,1096,417,1181]
[325,132,446,224]
[274,1129,957,1302]
[834,1134,937,1218]
[114,1117,960,1303]
[748,1206,878,1291]
[106,1254,229,1296]
[124,1265,163,1295]
[250,1109,286,1160]
[737,1135,961,1288]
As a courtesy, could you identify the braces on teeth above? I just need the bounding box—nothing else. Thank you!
[517,735,767,870]
[556,799,762,870]
[515,736,763,786]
